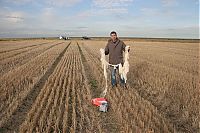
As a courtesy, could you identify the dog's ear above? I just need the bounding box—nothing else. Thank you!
[125,46,130,51]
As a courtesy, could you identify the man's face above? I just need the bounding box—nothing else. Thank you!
[110,33,117,42]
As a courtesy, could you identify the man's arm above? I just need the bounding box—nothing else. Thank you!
[122,41,126,52]
[105,43,109,55]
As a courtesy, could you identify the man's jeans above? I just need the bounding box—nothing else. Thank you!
[110,66,125,87]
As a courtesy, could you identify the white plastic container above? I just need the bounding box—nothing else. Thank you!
[99,102,108,112]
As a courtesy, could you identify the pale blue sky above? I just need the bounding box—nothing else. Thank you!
[0,0,199,38]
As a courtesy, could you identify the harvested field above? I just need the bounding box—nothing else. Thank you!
[0,39,199,133]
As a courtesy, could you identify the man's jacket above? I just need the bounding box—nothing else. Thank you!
[105,38,126,65]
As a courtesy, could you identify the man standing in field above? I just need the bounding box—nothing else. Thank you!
[104,31,130,88]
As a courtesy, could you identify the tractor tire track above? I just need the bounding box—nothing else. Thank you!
[66,80,73,132]
[0,42,71,133]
